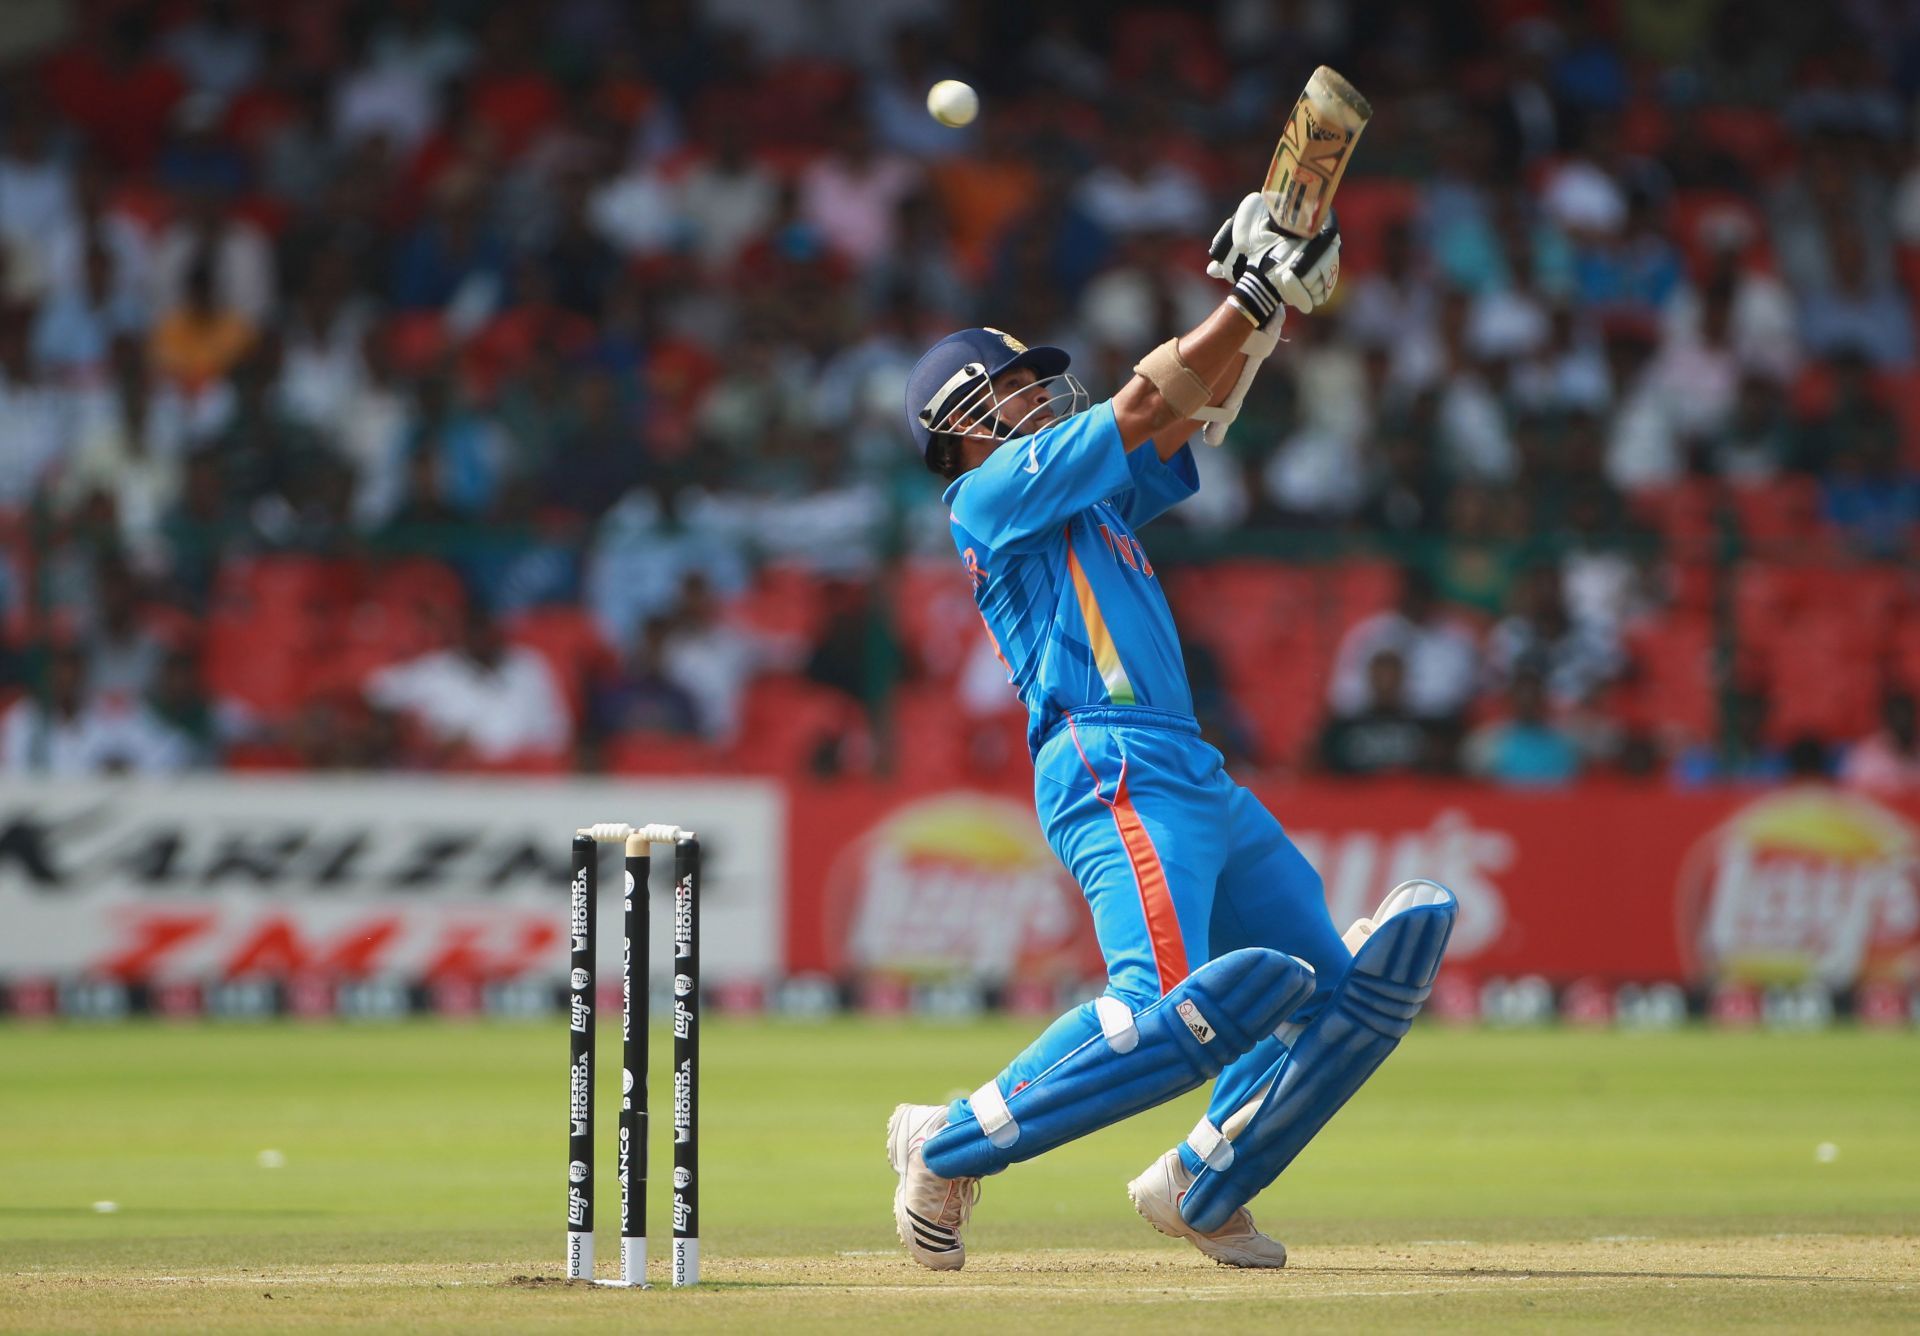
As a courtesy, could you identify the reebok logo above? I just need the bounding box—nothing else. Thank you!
[1176,999,1215,1043]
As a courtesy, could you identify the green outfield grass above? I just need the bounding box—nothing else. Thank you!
[1,1019,1915,1332]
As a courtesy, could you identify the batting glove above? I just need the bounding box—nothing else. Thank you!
[1213,206,1341,328]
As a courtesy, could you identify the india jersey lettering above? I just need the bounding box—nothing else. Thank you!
[944,401,1200,754]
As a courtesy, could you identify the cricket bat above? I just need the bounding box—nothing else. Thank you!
[1262,65,1372,238]
[1195,67,1370,447]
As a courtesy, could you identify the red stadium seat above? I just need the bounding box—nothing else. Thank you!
[199,558,366,720]
[1694,106,1793,183]
[1897,245,1920,304]
[1727,477,1821,551]
[890,684,970,785]
[1764,635,1882,742]
[222,741,304,771]
[1631,479,1722,556]
[1891,623,1920,695]
[453,749,573,776]
[732,675,869,775]
[726,565,829,643]
[889,559,983,682]
[1669,190,1767,279]
[505,606,616,724]
[1244,671,1330,770]
[1319,178,1419,277]
[1875,365,1920,471]
[1664,560,1718,613]
[202,617,313,719]
[1327,561,1401,625]
[1619,615,1718,739]
[602,731,725,775]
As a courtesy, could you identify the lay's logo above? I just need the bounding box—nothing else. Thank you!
[1679,789,1919,987]
[826,795,1095,982]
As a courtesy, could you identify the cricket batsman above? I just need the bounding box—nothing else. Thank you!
[886,198,1458,1269]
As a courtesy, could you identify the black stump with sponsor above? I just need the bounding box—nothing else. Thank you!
[565,835,596,1279]
[671,837,700,1287]
[564,824,700,1289]
[621,843,648,1288]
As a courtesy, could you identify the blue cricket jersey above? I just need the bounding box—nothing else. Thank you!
[944,400,1201,755]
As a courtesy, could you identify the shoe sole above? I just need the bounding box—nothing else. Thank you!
[1127,1169,1286,1270]
[887,1104,963,1272]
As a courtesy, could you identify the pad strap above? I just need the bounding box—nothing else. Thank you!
[1186,1116,1236,1172]
[1178,881,1457,1234]
[1094,996,1139,1054]
[1134,338,1214,419]
[920,948,1317,1181]
[970,1079,1018,1149]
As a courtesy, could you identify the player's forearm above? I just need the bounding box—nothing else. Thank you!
[1113,304,1263,451]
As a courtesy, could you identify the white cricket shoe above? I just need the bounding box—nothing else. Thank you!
[1127,1147,1288,1268]
[886,1102,981,1271]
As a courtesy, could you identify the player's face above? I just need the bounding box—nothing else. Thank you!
[952,366,1058,472]
[991,368,1055,433]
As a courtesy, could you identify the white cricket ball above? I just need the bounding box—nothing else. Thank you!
[927,79,978,128]
[1814,1141,1839,1164]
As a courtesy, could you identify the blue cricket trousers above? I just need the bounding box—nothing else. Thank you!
[958,705,1352,1147]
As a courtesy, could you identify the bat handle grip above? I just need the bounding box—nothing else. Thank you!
[1288,210,1339,274]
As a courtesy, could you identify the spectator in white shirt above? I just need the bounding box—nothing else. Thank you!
[32,240,144,384]
[60,340,193,558]
[276,242,374,431]
[370,0,475,87]
[83,559,167,703]
[1485,564,1625,709]
[34,156,152,314]
[1840,694,1920,797]
[332,16,440,155]
[0,304,77,510]
[365,601,572,763]
[0,98,74,283]
[1,645,194,775]
[1601,313,1682,491]
[1340,220,1440,357]
[149,191,277,326]
[656,571,789,744]
[1074,118,1207,238]
[678,119,780,269]
[1798,223,1916,369]
[160,0,262,108]
[799,117,921,268]
[1327,568,1481,723]
[586,131,684,258]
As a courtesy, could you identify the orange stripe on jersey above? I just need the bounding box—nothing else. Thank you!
[1109,769,1189,992]
[1066,532,1136,705]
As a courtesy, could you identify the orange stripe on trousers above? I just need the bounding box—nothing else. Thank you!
[1108,772,1188,992]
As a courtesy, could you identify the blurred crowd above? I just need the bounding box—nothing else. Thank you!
[3,0,1920,793]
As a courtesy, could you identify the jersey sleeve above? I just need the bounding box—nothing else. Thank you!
[1111,440,1200,529]
[943,400,1133,552]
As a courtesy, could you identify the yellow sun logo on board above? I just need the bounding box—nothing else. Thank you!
[983,327,1027,354]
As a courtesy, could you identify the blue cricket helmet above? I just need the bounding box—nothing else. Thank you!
[904,327,1072,460]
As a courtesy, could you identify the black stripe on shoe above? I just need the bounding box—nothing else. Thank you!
[905,1207,955,1233]
[905,1208,959,1250]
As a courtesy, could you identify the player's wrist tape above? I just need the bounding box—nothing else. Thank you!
[1134,338,1215,418]
[1227,269,1283,329]
[1192,323,1280,446]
